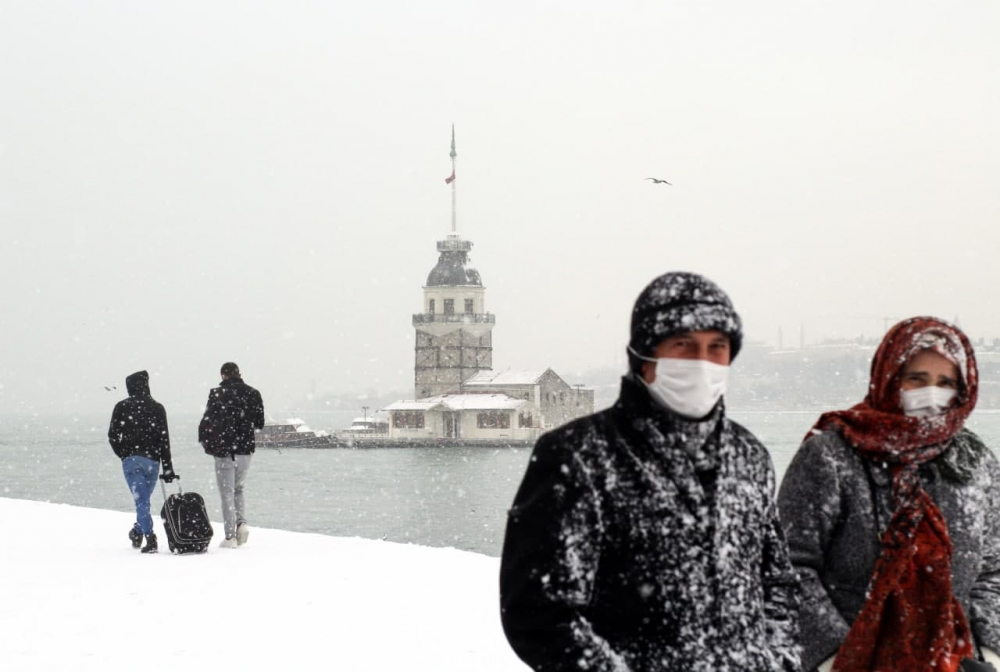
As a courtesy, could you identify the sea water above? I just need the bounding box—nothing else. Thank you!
[2,410,999,556]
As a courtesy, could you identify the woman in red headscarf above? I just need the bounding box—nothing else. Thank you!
[778,317,1000,672]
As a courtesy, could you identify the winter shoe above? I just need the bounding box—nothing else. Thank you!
[140,533,158,554]
[236,523,249,546]
[128,526,142,549]
[219,537,238,549]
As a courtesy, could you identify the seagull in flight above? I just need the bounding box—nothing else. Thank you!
[103,386,116,391]
[645,178,672,185]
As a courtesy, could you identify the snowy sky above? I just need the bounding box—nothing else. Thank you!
[1,1,998,415]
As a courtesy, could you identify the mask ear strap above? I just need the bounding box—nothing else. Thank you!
[627,345,656,363]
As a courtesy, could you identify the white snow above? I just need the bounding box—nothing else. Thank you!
[0,497,527,671]
[383,394,528,411]
[382,398,444,411]
[463,369,549,386]
[438,394,530,411]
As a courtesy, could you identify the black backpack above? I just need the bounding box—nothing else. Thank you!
[198,388,246,457]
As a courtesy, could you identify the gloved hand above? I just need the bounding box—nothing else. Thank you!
[159,471,179,483]
[961,659,998,672]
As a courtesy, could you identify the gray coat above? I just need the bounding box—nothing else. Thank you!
[777,428,1000,671]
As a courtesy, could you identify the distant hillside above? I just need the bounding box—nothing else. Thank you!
[296,339,1000,427]
[575,339,1000,412]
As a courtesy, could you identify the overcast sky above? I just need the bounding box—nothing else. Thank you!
[2,1,998,417]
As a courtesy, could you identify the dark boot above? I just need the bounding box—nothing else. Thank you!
[141,533,158,554]
[128,526,142,549]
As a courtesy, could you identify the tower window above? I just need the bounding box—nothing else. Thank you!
[465,299,474,314]
[444,299,455,315]
[429,299,435,314]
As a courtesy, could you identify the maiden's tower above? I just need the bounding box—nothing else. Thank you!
[383,128,594,442]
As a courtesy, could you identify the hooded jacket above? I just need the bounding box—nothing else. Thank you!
[200,377,265,456]
[499,376,801,671]
[107,371,174,472]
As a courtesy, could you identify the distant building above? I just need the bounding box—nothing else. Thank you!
[462,368,594,430]
[383,129,593,440]
[383,393,540,441]
[412,233,494,399]
[384,231,594,441]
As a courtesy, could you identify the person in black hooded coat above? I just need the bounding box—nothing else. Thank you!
[499,272,801,672]
[108,370,176,553]
[199,362,265,549]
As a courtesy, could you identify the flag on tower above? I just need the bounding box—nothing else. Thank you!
[445,169,456,184]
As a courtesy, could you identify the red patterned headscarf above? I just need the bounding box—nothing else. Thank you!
[810,317,979,672]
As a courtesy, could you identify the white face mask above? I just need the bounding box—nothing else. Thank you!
[637,355,729,419]
[900,386,957,418]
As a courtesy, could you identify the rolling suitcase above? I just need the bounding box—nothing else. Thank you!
[160,480,214,554]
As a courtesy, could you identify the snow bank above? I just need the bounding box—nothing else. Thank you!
[0,498,527,671]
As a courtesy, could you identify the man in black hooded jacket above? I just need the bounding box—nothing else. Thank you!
[199,362,265,549]
[499,272,801,671]
[108,370,176,554]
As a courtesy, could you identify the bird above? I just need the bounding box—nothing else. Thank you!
[645,177,672,185]
[103,386,116,391]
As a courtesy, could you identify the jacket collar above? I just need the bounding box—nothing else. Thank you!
[861,427,984,487]
[615,374,725,474]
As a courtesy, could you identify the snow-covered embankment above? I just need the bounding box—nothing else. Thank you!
[0,498,527,671]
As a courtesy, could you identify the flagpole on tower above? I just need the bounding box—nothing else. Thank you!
[449,124,457,234]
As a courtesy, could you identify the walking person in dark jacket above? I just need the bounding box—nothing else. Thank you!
[778,317,1000,672]
[199,362,265,549]
[108,370,177,554]
[500,272,801,671]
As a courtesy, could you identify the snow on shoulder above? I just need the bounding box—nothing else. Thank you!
[0,498,527,671]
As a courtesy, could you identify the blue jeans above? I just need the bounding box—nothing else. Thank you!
[122,456,159,535]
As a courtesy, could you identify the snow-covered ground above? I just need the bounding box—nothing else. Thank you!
[0,497,527,671]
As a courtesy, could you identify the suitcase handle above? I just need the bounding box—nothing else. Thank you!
[160,480,185,501]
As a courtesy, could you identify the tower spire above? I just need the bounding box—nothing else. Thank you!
[450,124,457,234]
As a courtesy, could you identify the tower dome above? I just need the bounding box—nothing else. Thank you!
[426,234,482,287]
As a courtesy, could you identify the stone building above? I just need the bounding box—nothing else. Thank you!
[381,229,594,441]
[412,233,494,399]
[382,131,593,441]
[382,393,540,441]
[461,368,595,430]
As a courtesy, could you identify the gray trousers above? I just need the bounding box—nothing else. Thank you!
[214,454,252,539]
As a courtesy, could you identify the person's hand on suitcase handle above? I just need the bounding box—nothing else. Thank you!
[159,470,179,483]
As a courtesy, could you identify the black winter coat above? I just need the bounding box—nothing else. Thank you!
[107,371,174,473]
[500,376,802,672]
[778,429,1000,671]
[200,378,265,456]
